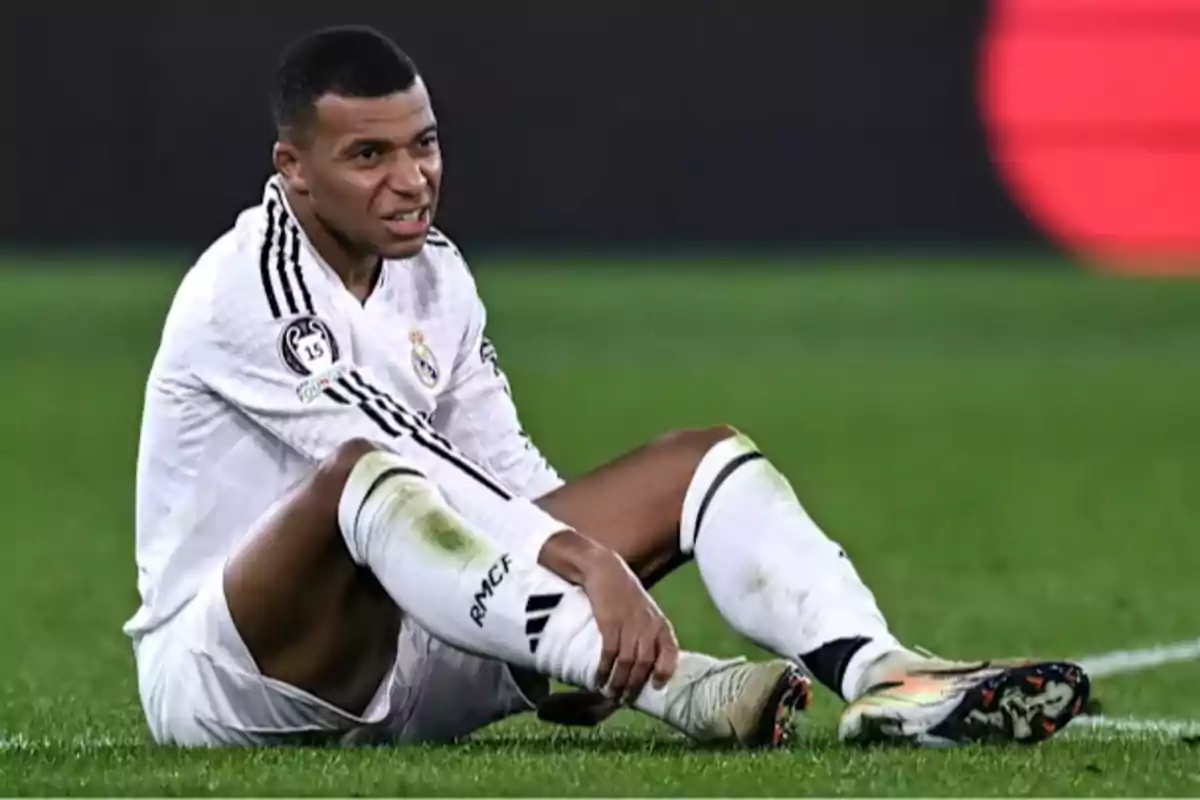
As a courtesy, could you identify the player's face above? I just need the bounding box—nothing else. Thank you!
[284,80,443,262]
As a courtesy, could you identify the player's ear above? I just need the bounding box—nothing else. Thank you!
[273,140,309,195]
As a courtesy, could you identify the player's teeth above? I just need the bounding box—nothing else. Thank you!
[398,210,420,221]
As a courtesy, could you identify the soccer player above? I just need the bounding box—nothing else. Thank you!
[125,25,1089,749]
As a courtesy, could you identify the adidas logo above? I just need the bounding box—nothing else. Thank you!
[524,593,563,654]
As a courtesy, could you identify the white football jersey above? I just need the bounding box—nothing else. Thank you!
[123,176,564,641]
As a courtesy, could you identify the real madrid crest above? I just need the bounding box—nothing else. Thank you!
[409,330,440,388]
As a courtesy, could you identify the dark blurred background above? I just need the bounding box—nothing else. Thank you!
[7,1,1199,268]
[3,1,1043,254]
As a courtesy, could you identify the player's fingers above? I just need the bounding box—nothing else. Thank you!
[622,628,658,704]
[596,621,620,691]
[652,624,680,689]
[605,628,637,700]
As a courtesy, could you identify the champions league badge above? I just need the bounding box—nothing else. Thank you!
[410,330,440,388]
[278,316,340,377]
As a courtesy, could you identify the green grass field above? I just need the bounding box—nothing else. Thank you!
[1,256,1198,795]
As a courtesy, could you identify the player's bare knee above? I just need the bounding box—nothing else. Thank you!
[698,423,740,447]
[656,424,739,463]
[315,438,382,496]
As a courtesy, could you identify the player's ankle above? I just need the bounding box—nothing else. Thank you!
[840,641,917,702]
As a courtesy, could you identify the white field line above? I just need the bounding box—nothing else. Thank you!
[1066,636,1200,740]
[0,732,134,751]
[1071,715,1200,740]
[1079,636,1200,678]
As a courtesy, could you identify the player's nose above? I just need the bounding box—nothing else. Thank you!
[386,154,429,196]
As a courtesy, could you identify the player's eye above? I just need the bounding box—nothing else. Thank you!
[415,133,439,151]
[352,145,384,164]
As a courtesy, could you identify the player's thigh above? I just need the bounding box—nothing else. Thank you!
[536,425,735,583]
[222,439,402,714]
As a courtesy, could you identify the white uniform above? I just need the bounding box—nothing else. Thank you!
[126,176,565,746]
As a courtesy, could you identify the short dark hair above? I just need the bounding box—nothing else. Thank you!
[271,25,420,139]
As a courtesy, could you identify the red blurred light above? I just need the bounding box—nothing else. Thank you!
[981,0,1200,274]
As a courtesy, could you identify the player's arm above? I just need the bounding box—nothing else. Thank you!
[432,284,564,500]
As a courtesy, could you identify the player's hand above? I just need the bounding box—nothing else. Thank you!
[580,550,679,704]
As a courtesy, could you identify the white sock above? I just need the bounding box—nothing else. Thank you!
[337,450,723,722]
[681,433,904,701]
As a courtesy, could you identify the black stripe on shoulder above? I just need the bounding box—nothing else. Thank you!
[288,221,314,315]
[274,207,299,316]
[259,199,282,319]
[266,182,315,317]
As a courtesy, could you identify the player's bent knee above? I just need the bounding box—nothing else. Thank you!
[700,423,740,443]
[330,443,445,563]
[655,424,740,460]
[315,438,383,493]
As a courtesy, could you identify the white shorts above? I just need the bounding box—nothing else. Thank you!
[134,567,546,747]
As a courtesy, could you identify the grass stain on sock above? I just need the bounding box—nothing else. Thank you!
[419,508,485,560]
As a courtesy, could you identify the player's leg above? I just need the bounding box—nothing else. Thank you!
[535,425,1090,746]
[220,438,807,747]
[678,429,1088,745]
[535,426,735,587]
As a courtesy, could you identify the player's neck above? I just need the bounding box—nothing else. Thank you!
[328,256,382,305]
[289,194,381,304]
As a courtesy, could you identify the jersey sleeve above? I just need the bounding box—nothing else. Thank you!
[432,277,565,501]
[190,276,567,562]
